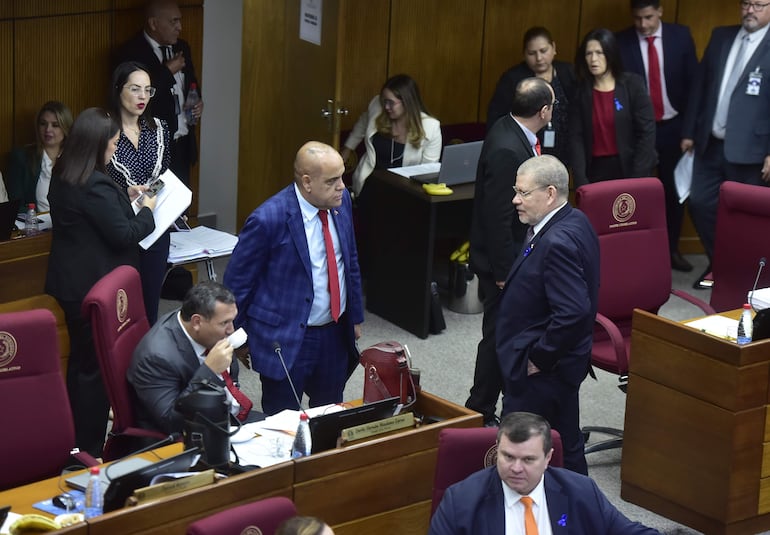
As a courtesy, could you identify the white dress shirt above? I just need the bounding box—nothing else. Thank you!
[636,26,678,120]
[502,475,553,535]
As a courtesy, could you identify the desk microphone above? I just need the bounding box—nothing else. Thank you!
[749,257,766,312]
[750,257,770,342]
[273,341,308,416]
[104,432,181,481]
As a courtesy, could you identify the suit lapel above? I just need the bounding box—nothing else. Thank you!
[716,27,741,91]
[167,313,200,366]
[286,190,313,281]
[506,204,571,284]
[740,29,770,81]
[544,470,570,533]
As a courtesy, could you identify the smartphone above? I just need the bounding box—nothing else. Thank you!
[146,178,165,197]
[173,215,191,231]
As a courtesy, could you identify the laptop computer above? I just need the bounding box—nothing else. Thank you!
[0,199,21,241]
[65,457,153,493]
[308,397,402,454]
[410,141,483,185]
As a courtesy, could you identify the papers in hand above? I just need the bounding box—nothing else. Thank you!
[132,169,192,249]
[168,226,239,263]
[674,151,693,204]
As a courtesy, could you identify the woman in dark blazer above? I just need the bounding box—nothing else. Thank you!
[487,26,576,165]
[45,107,157,457]
[570,28,657,187]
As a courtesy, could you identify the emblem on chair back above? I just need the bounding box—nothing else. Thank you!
[0,331,17,369]
[483,444,498,468]
[240,527,262,535]
[116,288,130,332]
[611,193,636,225]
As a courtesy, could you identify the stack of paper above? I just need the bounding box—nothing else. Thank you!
[749,287,770,310]
[168,226,238,263]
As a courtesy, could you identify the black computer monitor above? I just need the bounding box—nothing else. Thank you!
[308,397,401,454]
[103,447,201,512]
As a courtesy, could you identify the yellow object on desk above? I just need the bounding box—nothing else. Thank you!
[422,183,453,196]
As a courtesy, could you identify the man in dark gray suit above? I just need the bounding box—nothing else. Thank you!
[129,281,256,435]
[682,1,770,289]
[466,78,554,426]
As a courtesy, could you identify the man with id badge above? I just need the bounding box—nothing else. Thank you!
[682,0,770,290]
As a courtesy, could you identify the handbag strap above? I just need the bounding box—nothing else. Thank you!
[366,364,394,400]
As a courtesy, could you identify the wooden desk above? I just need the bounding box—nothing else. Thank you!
[0,232,51,302]
[364,170,474,338]
[621,309,770,535]
[1,391,480,535]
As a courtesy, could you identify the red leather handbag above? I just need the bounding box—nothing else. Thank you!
[360,341,417,406]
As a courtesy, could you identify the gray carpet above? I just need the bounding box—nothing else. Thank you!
[162,253,765,535]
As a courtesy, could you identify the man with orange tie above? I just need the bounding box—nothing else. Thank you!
[616,0,698,273]
[129,281,260,436]
[429,412,661,535]
[224,142,364,415]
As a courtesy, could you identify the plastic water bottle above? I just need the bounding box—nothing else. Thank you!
[291,412,312,458]
[24,203,39,237]
[184,82,200,125]
[84,466,103,518]
[737,303,753,345]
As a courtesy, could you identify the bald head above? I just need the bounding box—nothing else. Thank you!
[294,141,346,210]
[145,0,182,45]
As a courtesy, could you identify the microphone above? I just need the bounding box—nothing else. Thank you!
[273,341,307,416]
[749,257,767,312]
[104,433,181,480]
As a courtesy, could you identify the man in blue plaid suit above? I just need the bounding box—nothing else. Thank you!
[224,141,364,414]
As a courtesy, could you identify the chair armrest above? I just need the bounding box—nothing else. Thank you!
[670,289,716,316]
[117,427,172,441]
[70,449,100,467]
[594,312,629,375]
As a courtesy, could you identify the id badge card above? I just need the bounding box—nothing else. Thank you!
[747,69,762,96]
[543,122,556,148]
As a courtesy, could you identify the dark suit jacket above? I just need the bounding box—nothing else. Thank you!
[429,466,662,534]
[45,170,155,303]
[128,310,243,434]
[222,186,364,381]
[616,23,698,124]
[469,115,533,282]
[486,60,576,131]
[569,73,657,186]
[6,145,41,210]
[496,204,599,390]
[682,25,770,163]
[114,32,199,163]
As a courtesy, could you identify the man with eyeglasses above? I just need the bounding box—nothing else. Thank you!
[681,0,770,290]
[616,0,698,274]
[115,0,203,188]
[466,77,554,428]
[496,155,600,475]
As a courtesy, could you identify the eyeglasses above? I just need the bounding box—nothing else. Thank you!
[382,98,401,108]
[124,84,156,97]
[513,184,551,198]
[741,1,770,10]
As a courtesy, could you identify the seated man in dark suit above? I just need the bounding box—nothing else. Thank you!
[429,412,661,535]
[128,281,259,434]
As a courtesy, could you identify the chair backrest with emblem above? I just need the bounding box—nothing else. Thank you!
[186,496,298,535]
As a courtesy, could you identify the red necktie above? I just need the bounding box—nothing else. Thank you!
[318,210,341,322]
[646,36,664,121]
[534,139,541,156]
[520,496,539,535]
[222,370,253,422]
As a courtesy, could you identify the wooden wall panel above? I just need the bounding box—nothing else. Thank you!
[678,0,740,57]
[0,21,13,176]
[13,0,110,18]
[481,0,581,124]
[13,14,112,145]
[237,0,286,228]
[338,0,389,132]
[389,0,485,125]
[0,3,12,20]
[578,0,631,38]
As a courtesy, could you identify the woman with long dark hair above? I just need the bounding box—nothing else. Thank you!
[569,28,657,186]
[45,107,156,457]
[108,61,171,325]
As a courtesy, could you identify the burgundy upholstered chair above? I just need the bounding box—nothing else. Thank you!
[186,496,298,535]
[0,309,96,489]
[430,427,563,515]
[575,178,714,453]
[711,181,770,313]
[82,265,166,461]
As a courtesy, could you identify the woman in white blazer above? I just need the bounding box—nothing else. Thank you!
[342,74,441,197]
